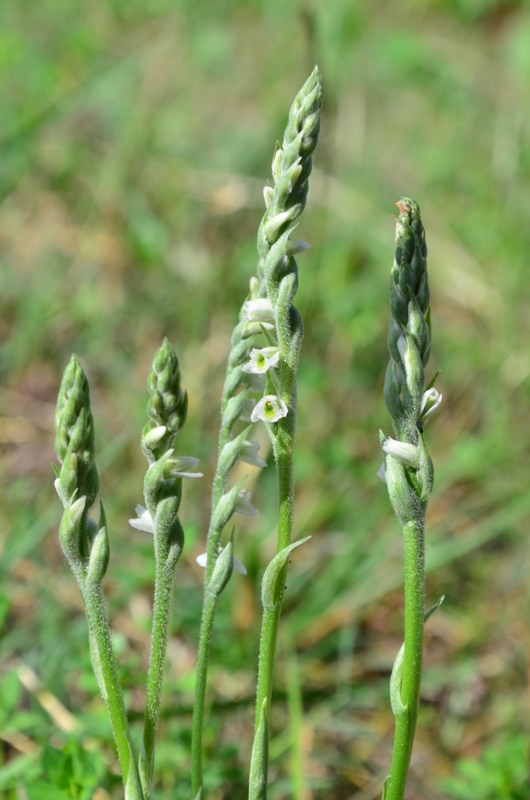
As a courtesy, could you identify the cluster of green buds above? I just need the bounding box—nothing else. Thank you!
[380,198,441,515]
[54,356,106,590]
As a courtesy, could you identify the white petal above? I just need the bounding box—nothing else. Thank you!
[196,553,208,568]
[168,456,203,479]
[382,438,420,468]
[243,298,274,323]
[143,425,167,447]
[235,489,260,518]
[377,463,386,483]
[420,388,443,422]
[238,440,267,468]
[232,556,247,575]
[129,505,154,533]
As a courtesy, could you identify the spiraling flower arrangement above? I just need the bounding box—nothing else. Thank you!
[53,75,442,800]
[54,69,322,800]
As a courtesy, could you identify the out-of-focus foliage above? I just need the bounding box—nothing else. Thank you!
[1,0,530,798]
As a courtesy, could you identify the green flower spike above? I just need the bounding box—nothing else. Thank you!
[54,356,144,800]
[381,199,440,800]
[137,339,192,799]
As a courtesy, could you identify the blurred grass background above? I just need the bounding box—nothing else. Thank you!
[1,0,530,797]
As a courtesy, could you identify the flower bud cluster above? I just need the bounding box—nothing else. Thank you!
[131,340,197,569]
[54,356,108,584]
[381,199,439,514]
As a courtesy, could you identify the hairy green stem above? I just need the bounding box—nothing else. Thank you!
[191,591,217,799]
[384,519,425,800]
[82,580,144,800]
[249,367,295,800]
[140,551,178,797]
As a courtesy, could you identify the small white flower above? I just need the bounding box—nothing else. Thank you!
[420,388,443,423]
[242,347,280,375]
[382,438,420,469]
[167,457,203,479]
[250,395,288,424]
[235,489,260,518]
[243,298,274,325]
[232,556,248,575]
[143,425,167,447]
[196,549,247,575]
[377,463,386,483]
[238,440,267,468]
[129,504,154,533]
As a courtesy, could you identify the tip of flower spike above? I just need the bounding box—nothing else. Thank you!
[395,197,420,224]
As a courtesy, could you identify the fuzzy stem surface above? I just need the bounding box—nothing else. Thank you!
[82,580,145,800]
[384,518,425,800]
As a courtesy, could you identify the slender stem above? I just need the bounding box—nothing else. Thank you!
[250,377,295,800]
[140,550,177,798]
[384,518,425,800]
[81,580,145,800]
[191,591,217,800]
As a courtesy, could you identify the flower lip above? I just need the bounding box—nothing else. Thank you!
[129,504,154,533]
[242,347,280,376]
[250,395,288,424]
[167,456,203,479]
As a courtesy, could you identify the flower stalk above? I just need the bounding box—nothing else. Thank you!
[249,66,322,800]
[54,357,145,800]
[137,339,192,798]
[381,199,438,800]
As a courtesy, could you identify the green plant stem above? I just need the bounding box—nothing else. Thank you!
[191,591,217,799]
[190,415,232,800]
[385,518,425,800]
[81,579,144,800]
[250,367,295,800]
[140,550,177,797]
